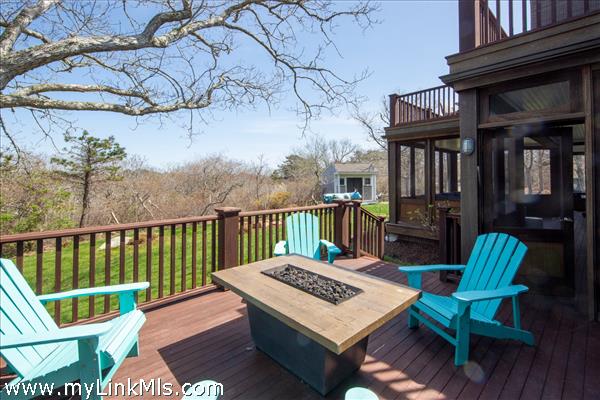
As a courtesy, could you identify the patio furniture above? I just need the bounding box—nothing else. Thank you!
[0,258,148,400]
[398,233,535,366]
[212,255,419,395]
[274,212,342,263]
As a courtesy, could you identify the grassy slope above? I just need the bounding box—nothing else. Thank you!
[15,225,281,323]
[362,202,389,219]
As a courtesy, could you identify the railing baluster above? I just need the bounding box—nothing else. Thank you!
[211,220,216,272]
[522,0,528,32]
[55,237,62,324]
[239,216,245,265]
[268,213,273,258]
[36,239,43,294]
[508,0,514,36]
[72,235,79,322]
[181,223,187,292]
[496,0,501,39]
[89,233,96,318]
[104,231,111,313]
[247,216,252,263]
[16,241,23,272]
[254,215,259,262]
[133,228,139,302]
[261,214,267,260]
[170,224,176,295]
[119,230,125,284]
[192,222,197,288]
[202,221,207,285]
[158,226,164,298]
[275,213,280,248]
[146,227,152,301]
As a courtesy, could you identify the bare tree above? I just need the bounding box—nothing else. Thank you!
[0,0,376,149]
[352,96,389,150]
[329,138,356,163]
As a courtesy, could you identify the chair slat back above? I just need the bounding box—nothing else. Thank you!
[457,233,528,318]
[286,213,320,260]
[0,259,59,377]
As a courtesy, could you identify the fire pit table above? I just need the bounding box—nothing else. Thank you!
[212,255,420,395]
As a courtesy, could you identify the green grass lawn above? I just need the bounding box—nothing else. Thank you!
[363,202,389,219]
[11,223,306,324]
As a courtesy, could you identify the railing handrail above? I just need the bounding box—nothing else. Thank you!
[239,203,338,217]
[0,215,220,243]
[389,84,450,99]
[361,207,385,222]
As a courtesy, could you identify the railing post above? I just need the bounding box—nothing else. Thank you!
[215,207,241,270]
[459,0,477,52]
[334,200,351,254]
[377,216,386,259]
[352,200,362,258]
[389,94,398,127]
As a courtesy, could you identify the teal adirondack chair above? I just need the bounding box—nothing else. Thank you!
[274,212,342,263]
[398,233,535,366]
[0,258,149,400]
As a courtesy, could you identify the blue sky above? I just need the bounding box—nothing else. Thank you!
[4,1,458,169]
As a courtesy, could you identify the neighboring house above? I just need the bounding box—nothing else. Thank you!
[385,1,600,319]
[323,163,377,203]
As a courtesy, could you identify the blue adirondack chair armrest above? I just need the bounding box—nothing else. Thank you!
[38,282,149,313]
[0,324,111,349]
[274,240,288,256]
[319,239,342,263]
[398,265,466,289]
[452,284,529,304]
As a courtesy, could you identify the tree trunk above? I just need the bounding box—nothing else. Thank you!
[79,172,91,227]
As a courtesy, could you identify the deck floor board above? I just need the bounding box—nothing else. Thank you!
[3,256,598,399]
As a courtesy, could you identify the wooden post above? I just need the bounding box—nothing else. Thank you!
[216,207,241,270]
[333,201,350,254]
[352,201,362,258]
[459,0,477,52]
[377,216,385,259]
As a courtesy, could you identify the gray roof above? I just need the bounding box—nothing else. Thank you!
[333,163,376,173]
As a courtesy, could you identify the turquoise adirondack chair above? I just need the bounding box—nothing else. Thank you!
[398,233,535,366]
[274,212,342,263]
[0,258,148,400]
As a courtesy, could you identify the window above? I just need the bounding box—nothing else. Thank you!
[434,138,460,198]
[339,177,345,186]
[523,149,551,195]
[364,177,371,186]
[399,142,426,198]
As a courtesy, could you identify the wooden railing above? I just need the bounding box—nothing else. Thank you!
[0,201,384,325]
[358,208,386,259]
[389,85,459,127]
[460,0,600,51]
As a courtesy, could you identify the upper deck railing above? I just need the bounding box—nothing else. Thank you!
[459,0,600,51]
[388,85,459,127]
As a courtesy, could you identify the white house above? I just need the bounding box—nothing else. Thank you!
[322,163,378,203]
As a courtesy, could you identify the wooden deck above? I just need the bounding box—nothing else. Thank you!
[108,256,600,399]
[7,256,597,400]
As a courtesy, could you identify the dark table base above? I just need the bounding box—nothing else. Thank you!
[247,303,368,395]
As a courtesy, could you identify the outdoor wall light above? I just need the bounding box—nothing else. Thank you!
[461,137,475,155]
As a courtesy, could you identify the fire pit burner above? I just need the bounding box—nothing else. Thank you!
[261,264,363,305]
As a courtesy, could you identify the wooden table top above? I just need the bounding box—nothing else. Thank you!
[212,255,420,354]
